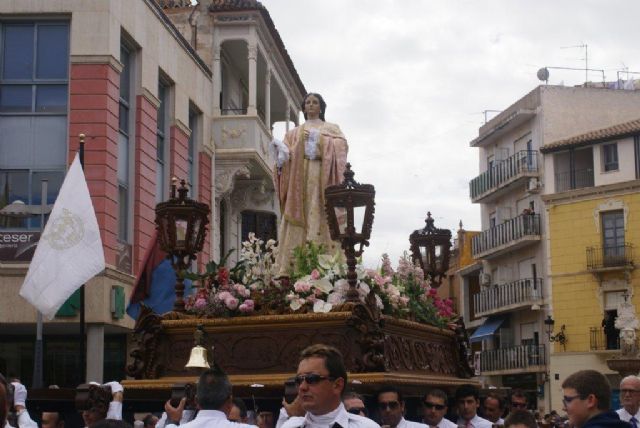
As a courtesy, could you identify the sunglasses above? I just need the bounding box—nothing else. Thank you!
[378,401,400,410]
[294,374,335,385]
[511,402,527,409]
[424,401,446,411]
[347,407,366,415]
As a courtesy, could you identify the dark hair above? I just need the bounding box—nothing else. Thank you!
[485,392,505,410]
[301,93,326,121]
[455,384,480,401]
[510,389,528,405]
[91,420,133,428]
[232,398,248,418]
[85,385,112,420]
[561,369,611,410]
[424,388,448,404]
[0,374,7,428]
[142,414,158,427]
[376,385,404,403]
[196,369,232,410]
[504,410,537,428]
[300,344,347,392]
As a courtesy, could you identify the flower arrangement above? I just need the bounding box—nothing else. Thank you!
[184,236,456,328]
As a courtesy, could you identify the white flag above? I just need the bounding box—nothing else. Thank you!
[20,153,105,319]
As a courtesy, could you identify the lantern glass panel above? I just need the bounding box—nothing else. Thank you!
[334,206,347,234]
[190,217,201,247]
[353,205,365,234]
[175,218,188,249]
[419,245,429,266]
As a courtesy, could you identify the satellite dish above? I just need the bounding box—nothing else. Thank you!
[537,67,550,82]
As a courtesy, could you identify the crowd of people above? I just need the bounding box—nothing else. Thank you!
[0,344,638,428]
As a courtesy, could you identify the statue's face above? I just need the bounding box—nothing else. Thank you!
[304,95,321,119]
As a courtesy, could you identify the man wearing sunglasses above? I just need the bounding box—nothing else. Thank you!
[376,386,425,428]
[454,385,491,428]
[616,376,640,426]
[280,344,379,428]
[422,389,455,428]
[507,391,528,416]
[343,392,368,418]
[561,369,630,428]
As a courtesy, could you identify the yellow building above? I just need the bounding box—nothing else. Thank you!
[542,118,640,411]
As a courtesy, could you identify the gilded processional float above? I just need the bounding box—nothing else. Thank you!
[122,93,474,405]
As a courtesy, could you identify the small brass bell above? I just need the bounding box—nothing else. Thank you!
[185,324,210,369]
[185,345,210,369]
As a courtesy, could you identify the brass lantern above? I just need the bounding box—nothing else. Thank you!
[324,163,375,302]
[156,178,210,312]
[409,212,451,287]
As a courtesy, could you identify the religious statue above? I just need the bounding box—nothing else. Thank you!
[272,93,348,277]
[615,299,640,356]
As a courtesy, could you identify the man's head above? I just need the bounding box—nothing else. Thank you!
[0,374,8,428]
[376,386,404,428]
[422,389,449,427]
[228,398,248,423]
[455,384,480,422]
[561,369,611,428]
[42,412,65,428]
[82,385,111,427]
[257,411,274,428]
[296,344,347,415]
[343,392,367,417]
[483,392,505,423]
[504,410,537,428]
[196,369,233,412]
[619,376,640,415]
[142,414,158,428]
[509,390,528,413]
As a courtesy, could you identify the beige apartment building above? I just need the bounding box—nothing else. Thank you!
[466,85,640,412]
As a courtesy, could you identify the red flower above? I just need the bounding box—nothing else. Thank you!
[217,267,230,286]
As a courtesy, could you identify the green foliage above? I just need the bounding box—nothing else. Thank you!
[289,241,326,281]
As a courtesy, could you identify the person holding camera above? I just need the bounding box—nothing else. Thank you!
[0,374,37,428]
[81,381,124,427]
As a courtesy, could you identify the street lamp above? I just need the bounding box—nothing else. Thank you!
[155,177,210,312]
[409,212,451,287]
[544,315,567,347]
[324,163,375,302]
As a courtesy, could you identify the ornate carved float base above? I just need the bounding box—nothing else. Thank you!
[123,299,474,398]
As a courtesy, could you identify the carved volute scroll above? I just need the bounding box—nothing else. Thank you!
[347,291,386,372]
[126,304,165,379]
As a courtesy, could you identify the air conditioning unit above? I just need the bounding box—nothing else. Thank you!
[527,177,540,192]
[480,273,491,286]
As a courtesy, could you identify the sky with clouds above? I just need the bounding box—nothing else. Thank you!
[261,0,640,267]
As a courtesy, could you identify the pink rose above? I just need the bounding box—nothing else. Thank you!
[239,299,255,313]
[310,269,321,280]
[225,296,239,310]
[194,298,207,309]
[294,281,311,293]
[306,295,317,303]
[217,291,232,302]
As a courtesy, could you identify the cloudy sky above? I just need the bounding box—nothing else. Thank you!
[262,0,640,267]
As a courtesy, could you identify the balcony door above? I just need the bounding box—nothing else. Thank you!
[602,210,624,266]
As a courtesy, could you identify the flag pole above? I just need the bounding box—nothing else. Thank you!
[79,133,86,384]
[32,179,47,389]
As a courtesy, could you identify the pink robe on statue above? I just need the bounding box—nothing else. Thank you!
[275,121,348,276]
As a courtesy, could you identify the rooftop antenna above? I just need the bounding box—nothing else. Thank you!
[560,43,588,83]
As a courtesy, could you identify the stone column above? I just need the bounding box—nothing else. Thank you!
[247,43,257,116]
[86,324,105,383]
[265,69,271,130]
[285,100,291,132]
[213,45,221,116]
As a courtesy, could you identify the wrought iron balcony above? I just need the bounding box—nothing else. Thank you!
[470,150,539,202]
[479,344,546,374]
[474,278,543,317]
[554,168,594,193]
[472,214,541,259]
[586,244,634,270]
[589,327,621,351]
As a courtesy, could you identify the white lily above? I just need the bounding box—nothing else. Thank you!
[313,299,333,313]
[312,277,334,294]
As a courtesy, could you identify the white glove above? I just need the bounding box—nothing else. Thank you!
[271,138,290,168]
[103,381,124,394]
[12,382,27,407]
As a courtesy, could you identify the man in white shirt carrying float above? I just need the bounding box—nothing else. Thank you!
[455,385,492,428]
[281,344,379,428]
[376,386,425,428]
[163,369,256,428]
[422,389,456,428]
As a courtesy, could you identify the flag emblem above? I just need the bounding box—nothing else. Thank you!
[43,208,84,250]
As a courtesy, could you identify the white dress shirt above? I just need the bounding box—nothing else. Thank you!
[457,415,492,428]
[397,418,427,428]
[495,418,504,426]
[617,408,640,423]
[165,409,257,428]
[425,417,457,428]
[5,409,38,428]
[277,407,306,428]
[281,403,379,428]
